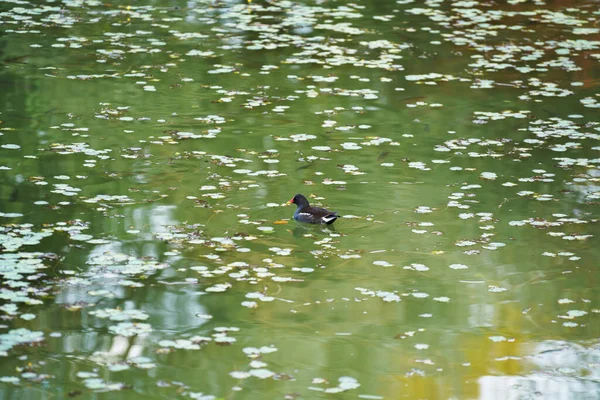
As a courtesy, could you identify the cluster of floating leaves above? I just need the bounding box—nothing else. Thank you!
[0,329,44,357]
[309,376,361,394]
[90,308,149,322]
[153,223,357,304]
[0,220,109,319]
[228,344,279,380]
[75,371,126,392]
[60,251,169,289]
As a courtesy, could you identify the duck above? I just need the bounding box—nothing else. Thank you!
[287,194,339,225]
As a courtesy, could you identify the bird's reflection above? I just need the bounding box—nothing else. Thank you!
[289,223,340,238]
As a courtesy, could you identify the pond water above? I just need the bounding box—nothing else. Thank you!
[0,0,599,398]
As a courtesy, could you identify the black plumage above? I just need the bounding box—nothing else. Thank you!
[288,194,339,225]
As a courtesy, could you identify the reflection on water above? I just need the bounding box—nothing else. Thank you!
[289,223,340,238]
[0,0,599,398]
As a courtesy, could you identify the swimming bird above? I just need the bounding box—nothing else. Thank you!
[287,194,339,225]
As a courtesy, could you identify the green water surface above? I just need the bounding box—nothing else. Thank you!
[0,0,599,399]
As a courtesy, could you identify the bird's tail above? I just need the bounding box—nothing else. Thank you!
[322,212,339,225]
